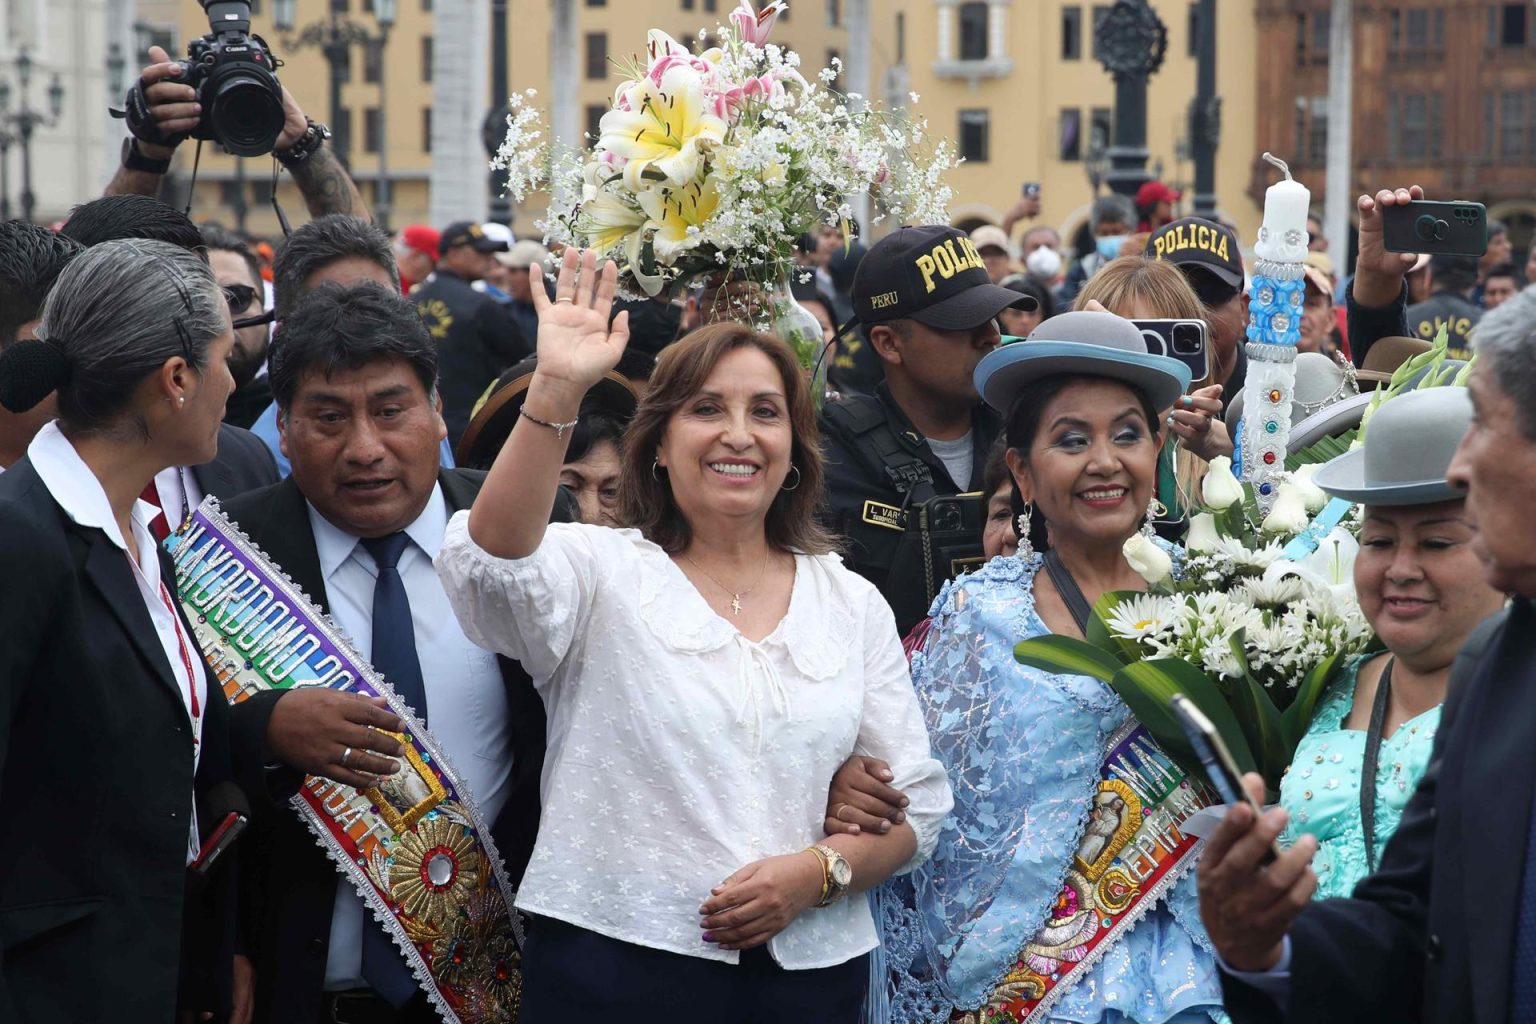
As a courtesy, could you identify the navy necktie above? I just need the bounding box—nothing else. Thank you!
[359,531,427,1005]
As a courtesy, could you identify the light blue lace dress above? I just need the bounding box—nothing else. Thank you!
[877,554,1224,1024]
[1279,655,1441,900]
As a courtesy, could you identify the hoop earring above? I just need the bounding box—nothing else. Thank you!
[1143,497,1168,538]
[1015,501,1035,561]
[782,465,801,492]
[651,459,665,482]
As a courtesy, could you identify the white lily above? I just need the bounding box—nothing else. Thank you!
[1202,456,1246,510]
[598,64,728,192]
[1265,527,1359,606]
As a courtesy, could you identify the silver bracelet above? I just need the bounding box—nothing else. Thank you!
[519,406,579,442]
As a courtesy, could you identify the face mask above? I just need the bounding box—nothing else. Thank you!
[1096,235,1128,262]
[1025,246,1063,280]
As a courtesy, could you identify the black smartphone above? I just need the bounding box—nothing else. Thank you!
[1022,182,1041,199]
[1381,199,1488,258]
[1171,695,1279,863]
[1132,318,1209,384]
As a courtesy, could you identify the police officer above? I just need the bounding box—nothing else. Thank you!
[412,221,531,446]
[820,225,1037,633]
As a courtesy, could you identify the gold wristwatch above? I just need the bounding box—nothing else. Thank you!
[807,844,853,907]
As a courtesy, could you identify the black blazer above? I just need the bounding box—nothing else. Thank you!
[1222,604,1525,1023]
[221,469,559,1021]
[193,424,280,501]
[0,459,239,1022]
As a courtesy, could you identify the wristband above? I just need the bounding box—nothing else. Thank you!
[120,137,172,175]
[274,118,331,168]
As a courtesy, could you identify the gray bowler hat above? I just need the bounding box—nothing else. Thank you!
[1311,387,1472,505]
[975,310,1192,414]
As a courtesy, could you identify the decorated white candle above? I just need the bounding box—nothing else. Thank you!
[1253,153,1311,264]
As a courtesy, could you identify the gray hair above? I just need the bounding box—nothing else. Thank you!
[38,238,227,433]
[1471,283,1536,440]
[1090,194,1136,231]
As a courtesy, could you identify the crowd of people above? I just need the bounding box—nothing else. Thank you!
[0,42,1534,1024]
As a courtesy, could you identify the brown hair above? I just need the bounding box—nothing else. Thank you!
[1075,255,1205,324]
[616,321,836,555]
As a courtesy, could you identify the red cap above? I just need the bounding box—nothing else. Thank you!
[1136,181,1182,208]
[398,225,441,262]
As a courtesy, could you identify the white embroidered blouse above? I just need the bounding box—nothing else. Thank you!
[435,515,953,969]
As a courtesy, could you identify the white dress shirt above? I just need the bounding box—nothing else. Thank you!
[310,484,513,991]
[144,465,204,533]
[28,421,208,861]
[435,517,954,969]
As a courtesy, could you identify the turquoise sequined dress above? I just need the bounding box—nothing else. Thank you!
[1279,655,1442,900]
[876,554,1224,1024]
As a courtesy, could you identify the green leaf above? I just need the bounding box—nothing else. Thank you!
[1281,648,1364,750]
[1227,633,1289,794]
[1105,658,1259,790]
[1014,635,1125,684]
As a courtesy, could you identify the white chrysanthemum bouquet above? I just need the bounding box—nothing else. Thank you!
[494,1,956,381]
[1017,456,1374,800]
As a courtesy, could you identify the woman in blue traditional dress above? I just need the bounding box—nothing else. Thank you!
[873,310,1226,1024]
[1279,387,1505,896]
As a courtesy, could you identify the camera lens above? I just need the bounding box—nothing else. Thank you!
[209,71,286,156]
[1172,324,1202,355]
[934,504,962,532]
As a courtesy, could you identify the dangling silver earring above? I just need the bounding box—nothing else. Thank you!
[651,459,665,481]
[1015,502,1035,561]
[1143,498,1167,538]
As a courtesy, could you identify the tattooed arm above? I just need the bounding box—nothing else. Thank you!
[284,141,370,221]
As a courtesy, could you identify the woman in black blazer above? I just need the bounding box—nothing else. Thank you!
[0,239,244,1021]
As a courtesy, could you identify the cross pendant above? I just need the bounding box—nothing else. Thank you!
[730,594,742,616]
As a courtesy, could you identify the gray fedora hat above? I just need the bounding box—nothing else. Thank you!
[1311,387,1472,505]
[975,310,1192,414]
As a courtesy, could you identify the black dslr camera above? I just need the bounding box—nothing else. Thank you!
[175,0,286,156]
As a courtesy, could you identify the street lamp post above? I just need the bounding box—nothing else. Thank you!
[373,0,396,231]
[0,51,66,223]
[486,0,511,227]
[0,80,13,221]
[1093,0,1167,200]
[273,0,393,179]
[1189,0,1221,218]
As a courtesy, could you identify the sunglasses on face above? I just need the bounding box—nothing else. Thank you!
[224,284,276,330]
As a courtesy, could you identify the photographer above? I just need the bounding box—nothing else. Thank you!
[108,43,368,223]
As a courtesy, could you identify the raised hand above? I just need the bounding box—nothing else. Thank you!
[528,247,631,395]
[1354,186,1427,308]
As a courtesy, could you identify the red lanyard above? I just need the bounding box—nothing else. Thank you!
[156,579,202,742]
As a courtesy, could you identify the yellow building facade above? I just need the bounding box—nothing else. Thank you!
[172,0,1263,251]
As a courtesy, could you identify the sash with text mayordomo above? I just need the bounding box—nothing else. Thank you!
[955,722,1213,1024]
[167,498,522,1024]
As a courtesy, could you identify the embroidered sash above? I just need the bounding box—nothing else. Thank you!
[167,499,522,1024]
[957,723,1213,1024]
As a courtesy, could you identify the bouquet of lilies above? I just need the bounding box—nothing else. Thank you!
[496,2,954,327]
[1018,459,1374,800]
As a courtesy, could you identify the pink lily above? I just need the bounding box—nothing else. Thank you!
[729,1,788,48]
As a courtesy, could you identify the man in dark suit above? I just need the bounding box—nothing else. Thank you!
[222,281,563,1022]
[1197,286,1536,1023]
